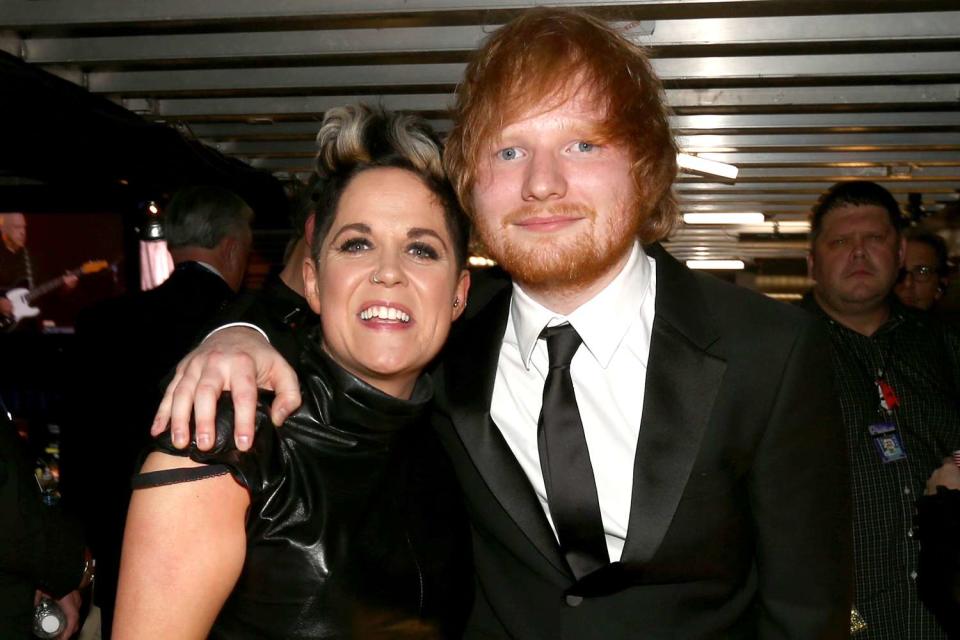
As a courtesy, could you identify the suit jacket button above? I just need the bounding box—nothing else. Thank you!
[565,594,583,607]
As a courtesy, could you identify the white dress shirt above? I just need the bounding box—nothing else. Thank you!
[490,242,656,562]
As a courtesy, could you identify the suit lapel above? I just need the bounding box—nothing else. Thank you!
[620,244,726,565]
[440,274,569,578]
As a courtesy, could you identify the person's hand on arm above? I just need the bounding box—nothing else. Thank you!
[113,452,249,640]
[151,326,301,451]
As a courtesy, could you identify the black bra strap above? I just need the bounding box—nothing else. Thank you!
[131,464,230,490]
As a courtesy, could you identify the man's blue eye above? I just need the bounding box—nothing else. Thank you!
[576,141,595,152]
[498,148,519,161]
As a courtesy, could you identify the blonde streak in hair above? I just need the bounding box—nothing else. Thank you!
[388,114,444,181]
[315,108,346,174]
[315,105,373,174]
[407,128,444,180]
[386,114,423,171]
[336,105,373,166]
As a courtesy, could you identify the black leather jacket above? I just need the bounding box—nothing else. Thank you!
[151,342,473,639]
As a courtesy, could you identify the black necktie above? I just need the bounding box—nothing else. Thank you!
[537,324,609,579]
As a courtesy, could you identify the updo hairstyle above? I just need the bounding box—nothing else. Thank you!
[310,105,470,268]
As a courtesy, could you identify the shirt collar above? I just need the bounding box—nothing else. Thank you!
[192,260,226,282]
[801,290,906,338]
[510,242,652,369]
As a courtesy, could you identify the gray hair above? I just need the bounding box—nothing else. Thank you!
[164,186,253,250]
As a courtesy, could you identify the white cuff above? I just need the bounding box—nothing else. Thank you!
[203,322,270,344]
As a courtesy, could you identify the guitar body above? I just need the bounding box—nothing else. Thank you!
[5,288,41,321]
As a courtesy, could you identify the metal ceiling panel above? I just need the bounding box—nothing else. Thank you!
[2,0,959,270]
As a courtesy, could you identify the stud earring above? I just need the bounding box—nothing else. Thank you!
[453,297,460,308]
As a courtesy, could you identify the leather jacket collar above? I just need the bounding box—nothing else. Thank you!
[295,331,433,444]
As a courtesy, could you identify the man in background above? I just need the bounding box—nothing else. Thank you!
[61,185,253,638]
[0,212,78,327]
[801,180,960,638]
[218,175,319,365]
[895,231,951,312]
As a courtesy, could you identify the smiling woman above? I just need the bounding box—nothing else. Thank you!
[308,167,469,399]
[113,105,473,640]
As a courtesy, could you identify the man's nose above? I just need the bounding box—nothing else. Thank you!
[521,152,567,201]
[851,237,867,258]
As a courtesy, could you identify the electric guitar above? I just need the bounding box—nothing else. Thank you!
[0,260,110,330]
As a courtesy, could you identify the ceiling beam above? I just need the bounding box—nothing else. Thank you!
[120,85,960,121]
[4,1,957,35]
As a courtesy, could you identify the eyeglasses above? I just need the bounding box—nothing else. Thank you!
[898,265,937,283]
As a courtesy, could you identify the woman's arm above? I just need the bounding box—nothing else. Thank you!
[113,451,249,640]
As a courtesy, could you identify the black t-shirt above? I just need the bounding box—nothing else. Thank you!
[0,244,29,294]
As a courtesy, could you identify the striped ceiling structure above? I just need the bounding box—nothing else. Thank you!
[2,0,959,279]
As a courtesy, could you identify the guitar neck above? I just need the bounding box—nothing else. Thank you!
[25,271,73,303]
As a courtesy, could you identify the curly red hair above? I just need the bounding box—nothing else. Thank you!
[444,7,678,243]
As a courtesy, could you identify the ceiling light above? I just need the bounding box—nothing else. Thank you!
[676,153,739,181]
[683,213,765,225]
[766,293,804,301]
[468,255,497,268]
[772,220,812,231]
[686,259,745,270]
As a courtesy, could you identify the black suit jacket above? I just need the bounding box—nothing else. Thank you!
[432,244,853,639]
[61,261,235,636]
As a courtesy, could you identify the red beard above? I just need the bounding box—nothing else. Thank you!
[476,201,641,291]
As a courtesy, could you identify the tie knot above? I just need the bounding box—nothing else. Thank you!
[540,323,582,369]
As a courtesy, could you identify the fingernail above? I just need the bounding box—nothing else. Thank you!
[172,431,186,448]
[237,435,250,450]
[197,433,211,448]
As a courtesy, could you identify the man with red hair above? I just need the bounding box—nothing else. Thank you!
[156,9,852,638]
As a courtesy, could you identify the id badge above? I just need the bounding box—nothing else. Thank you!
[869,422,907,463]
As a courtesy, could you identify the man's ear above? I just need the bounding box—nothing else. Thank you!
[224,235,241,263]
[217,235,243,288]
[806,251,816,281]
[896,235,907,269]
[303,257,322,315]
[451,269,471,321]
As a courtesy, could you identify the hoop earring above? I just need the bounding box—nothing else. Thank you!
[371,272,382,284]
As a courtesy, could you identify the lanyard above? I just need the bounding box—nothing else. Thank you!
[875,368,900,414]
